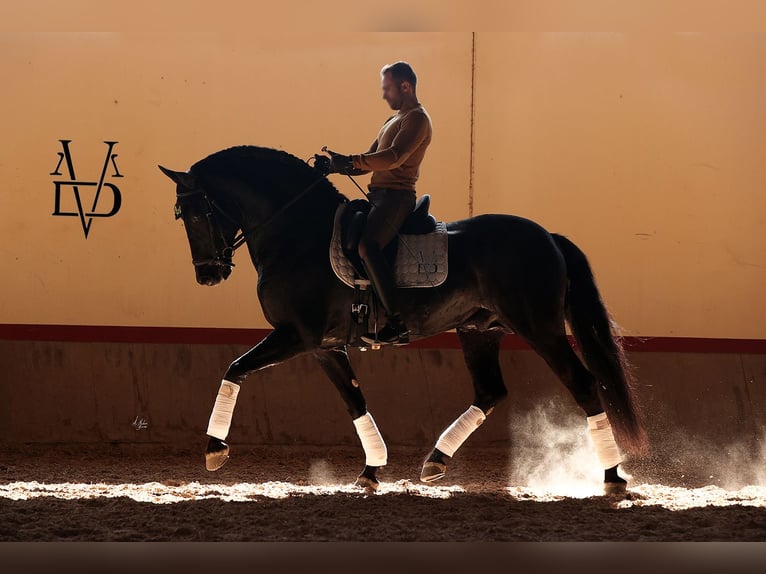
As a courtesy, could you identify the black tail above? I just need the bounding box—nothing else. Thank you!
[552,233,648,455]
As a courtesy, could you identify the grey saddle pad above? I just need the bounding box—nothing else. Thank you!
[329,203,448,289]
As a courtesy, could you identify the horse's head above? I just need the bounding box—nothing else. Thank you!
[159,165,239,286]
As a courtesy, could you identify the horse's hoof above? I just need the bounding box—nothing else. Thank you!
[420,461,447,482]
[205,439,230,471]
[604,481,627,496]
[355,474,380,492]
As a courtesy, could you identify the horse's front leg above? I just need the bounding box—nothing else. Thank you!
[205,325,309,471]
[313,348,387,492]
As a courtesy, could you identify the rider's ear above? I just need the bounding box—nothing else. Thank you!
[158,165,197,190]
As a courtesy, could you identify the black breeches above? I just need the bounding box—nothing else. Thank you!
[358,189,416,257]
[357,188,415,317]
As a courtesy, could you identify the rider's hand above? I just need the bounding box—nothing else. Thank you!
[313,154,332,176]
[329,154,354,174]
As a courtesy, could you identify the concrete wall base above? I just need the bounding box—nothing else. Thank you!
[2,340,764,484]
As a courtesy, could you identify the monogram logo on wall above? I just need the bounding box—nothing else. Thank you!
[51,140,124,238]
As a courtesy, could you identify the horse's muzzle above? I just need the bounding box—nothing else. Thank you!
[196,266,225,286]
[198,275,222,286]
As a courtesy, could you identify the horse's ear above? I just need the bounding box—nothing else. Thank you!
[158,165,196,189]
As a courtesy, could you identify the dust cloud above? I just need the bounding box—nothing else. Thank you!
[308,459,339,486]
[507,401,608,497]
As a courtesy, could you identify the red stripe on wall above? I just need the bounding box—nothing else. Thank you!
[1,324,765,353]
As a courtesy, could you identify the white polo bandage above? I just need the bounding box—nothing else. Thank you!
[587,412,623,469]
[206,380,240,440]
[435,405,487,457]
[353,412,387,467]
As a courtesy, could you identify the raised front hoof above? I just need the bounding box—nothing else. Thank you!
[205,438,230,471]
[604,481,628,496]
[420,461,447,483]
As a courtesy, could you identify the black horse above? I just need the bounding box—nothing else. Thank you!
[159,145,647,493]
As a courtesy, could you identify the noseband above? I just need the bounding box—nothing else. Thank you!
[175,189,237,273]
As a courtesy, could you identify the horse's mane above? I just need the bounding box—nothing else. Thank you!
[190,145,345,203]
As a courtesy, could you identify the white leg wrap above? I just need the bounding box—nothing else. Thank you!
[587,412,623,469]
[353,412,387,467]
[206,380,240,440]
[435,405,487,457]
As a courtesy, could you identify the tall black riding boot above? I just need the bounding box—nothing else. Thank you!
[360,245,409,346]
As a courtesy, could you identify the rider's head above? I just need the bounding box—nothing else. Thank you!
[380,61,418,110]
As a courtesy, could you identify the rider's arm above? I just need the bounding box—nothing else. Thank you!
[351,112,429,171]
[344,139,378,176]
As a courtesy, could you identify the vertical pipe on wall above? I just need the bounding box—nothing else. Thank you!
[468,32,477,217]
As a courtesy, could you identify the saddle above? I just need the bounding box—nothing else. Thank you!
[329,194,448,289]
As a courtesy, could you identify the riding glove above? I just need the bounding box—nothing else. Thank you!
[329,154,354,174]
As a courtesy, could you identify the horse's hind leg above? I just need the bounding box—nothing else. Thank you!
[520,331,628,494]
[313,348,386,492]
[421,329,507,482]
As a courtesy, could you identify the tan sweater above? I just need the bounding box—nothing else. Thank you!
[350,104,432,192]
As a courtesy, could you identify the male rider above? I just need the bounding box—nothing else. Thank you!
[329,61,433,346]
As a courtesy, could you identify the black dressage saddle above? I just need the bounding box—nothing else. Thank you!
[340,194,437,279]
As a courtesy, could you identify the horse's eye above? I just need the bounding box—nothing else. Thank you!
[174,204,182,220]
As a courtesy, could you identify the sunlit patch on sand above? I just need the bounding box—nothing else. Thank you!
[506,483,604,501]
[0,479,465,504]
[2,479,765,510]
[504,484,766,509]
[615,484,766,511]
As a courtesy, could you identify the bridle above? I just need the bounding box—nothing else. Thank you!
[174,173,329,273]
[175,188,237,273]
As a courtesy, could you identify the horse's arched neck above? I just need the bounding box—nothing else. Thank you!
[240,188,343,269]
[199,167,343,270]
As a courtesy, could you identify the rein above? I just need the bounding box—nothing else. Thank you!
[175,173,329,270]
[229,175,327,251]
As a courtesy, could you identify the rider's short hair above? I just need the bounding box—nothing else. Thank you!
[381,61,417,89]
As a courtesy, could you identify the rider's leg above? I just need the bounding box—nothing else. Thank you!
[358,188,415,344]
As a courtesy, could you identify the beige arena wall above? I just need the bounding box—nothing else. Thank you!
[0,32,763,336]
[472,33,766,340]
[1,30,764,476]
[0,32,473,329]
